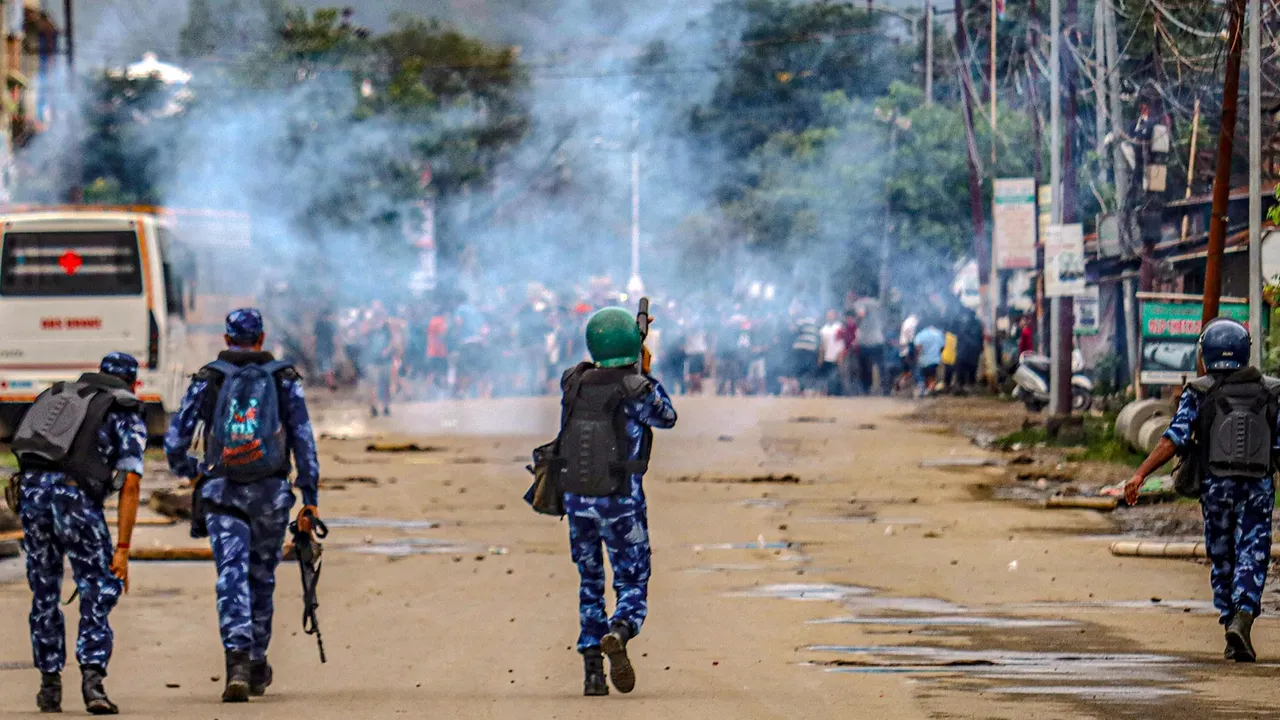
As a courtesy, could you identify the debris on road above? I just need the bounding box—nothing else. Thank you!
[673,474,801,484]
[789,416,835,424]
[149,488,193,520]
[365,443,445,453]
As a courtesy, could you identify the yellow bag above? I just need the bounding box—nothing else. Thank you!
[941,332,958,366]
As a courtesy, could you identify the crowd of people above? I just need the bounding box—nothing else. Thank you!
[267,282,994,413]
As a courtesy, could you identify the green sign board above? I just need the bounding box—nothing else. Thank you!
[1139,299,1251,384]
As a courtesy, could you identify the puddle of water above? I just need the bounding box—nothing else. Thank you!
[325,518,441,530]
[728,583,873,601]
[690,542,792,551]
[740,498,789,509]
[340,539,492,557]
[807,646,1185,683]
[686,564,768,573]
[1009,599,1217,615]
[990,685,1191,700]
[811,615,1076,629]
[921,457,1005,468]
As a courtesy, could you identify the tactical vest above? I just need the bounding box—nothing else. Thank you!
[12,372,141,502]
[1189,371,1280,479]
[555,365,653,497]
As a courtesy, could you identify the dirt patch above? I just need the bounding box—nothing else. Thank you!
[672,474,802,485]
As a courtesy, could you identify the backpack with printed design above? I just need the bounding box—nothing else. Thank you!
[204,359,291,482]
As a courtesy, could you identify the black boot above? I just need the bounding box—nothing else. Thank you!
[249,658,273,697]
[582,648,608,697]
[222,651,251,702]
[36,671,61,713]
[1227,611,1257,663]
[1224,614,1238,660]
[601,622,636,694]
[80,665,117,715]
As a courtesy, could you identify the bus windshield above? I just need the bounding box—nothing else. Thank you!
[0,230,144,297]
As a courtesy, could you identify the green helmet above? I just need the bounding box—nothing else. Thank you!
[586,307,642,368]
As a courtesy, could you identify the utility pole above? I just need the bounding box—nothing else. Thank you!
[924,0,933,105]
[64,0,81,202]
[1048,0,1063,414]
[990,0,997,164]
[1203,0,1247,324]
[954,0,989,348]
[0,0,9,204]
[1248,0,1262,366]
[1055,0,1077,416]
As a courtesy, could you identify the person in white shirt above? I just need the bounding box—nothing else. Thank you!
[818,310,846,395]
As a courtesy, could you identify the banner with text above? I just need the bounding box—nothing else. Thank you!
[1139,298,1250,385]
[993,178,1037,270]
[1044,223,1085,297]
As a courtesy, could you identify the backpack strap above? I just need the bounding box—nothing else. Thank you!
[1187,375,1218,395]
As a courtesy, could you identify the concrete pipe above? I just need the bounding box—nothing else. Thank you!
[1136,416,1173,454]
[1115,399,1174,449]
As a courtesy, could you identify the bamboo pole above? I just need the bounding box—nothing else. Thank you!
[1046,495,1120,510]
[107,517,176,527]
[1110,540,1280,558]
[0,531,296,562]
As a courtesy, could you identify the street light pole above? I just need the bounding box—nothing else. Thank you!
[629,146,643,297]
[1048,0,1064,414]
[1248,0,1262,367]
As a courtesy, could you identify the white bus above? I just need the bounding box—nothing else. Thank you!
[0,206,194,436]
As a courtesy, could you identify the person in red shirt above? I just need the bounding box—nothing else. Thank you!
[1017,315,1035,356]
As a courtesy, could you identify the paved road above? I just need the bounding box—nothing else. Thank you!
[0,397,1269,718]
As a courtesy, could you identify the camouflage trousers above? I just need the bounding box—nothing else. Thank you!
[207,508,290,660]
[566,499,651,652]
[19,475,121,673]
[1202,476,1275,624]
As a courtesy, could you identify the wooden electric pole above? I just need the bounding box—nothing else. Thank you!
[1203,0,1247,323]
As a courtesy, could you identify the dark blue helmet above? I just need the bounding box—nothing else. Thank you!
[1199,318,1250,372]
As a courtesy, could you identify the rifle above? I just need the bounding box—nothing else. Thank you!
[636,297,651,340]
[289,508,329,663]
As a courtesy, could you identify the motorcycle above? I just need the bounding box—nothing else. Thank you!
[1011,350,1093,412]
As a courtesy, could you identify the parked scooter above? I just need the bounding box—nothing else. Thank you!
[1011,350,1093,412]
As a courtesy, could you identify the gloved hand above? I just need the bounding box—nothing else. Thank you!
[296,505,320,535]
[641,345,653,374]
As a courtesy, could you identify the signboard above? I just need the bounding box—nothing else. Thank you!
[992,178,1037,269]
[1044,224,1085,297]
[1074,286,1099,336]
[1139,298,1250,385]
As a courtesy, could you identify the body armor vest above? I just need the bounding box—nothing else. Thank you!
[555,365,651,497]
[12,373,140,503]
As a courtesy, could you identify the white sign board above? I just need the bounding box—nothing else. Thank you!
[1074,285,1100,336]
[1045,223,1086,297]
[992,178,1037,269]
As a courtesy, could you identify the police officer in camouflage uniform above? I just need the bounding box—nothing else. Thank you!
[1126,318,1280,662]
[165,309,321,702]
[12,352,147,714]
[558,307,677,696]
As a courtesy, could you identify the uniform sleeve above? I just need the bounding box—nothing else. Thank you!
[165,379,208,480]
[111,411,148,476]
[282,377,320,508]
[1162,389,1200,449]
[631,377,677,429]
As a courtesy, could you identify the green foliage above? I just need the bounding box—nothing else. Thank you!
[994,413,1144,467]
[80,74,176,205]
